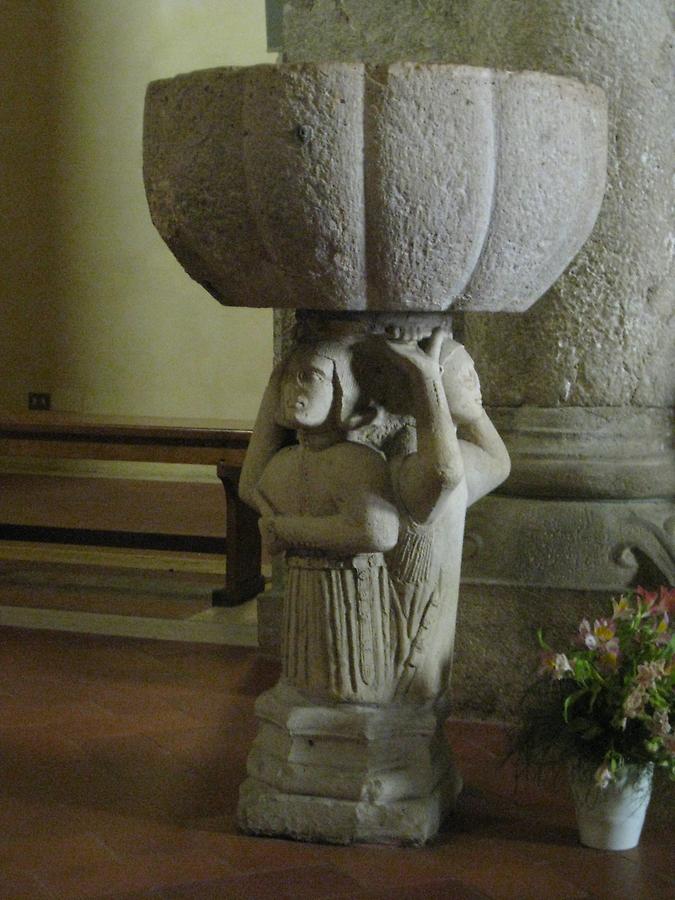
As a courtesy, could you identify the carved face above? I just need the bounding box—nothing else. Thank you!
[279,351,335,430]
[442,346,483,423]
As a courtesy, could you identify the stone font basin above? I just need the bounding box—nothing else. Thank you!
[144,63,606,313]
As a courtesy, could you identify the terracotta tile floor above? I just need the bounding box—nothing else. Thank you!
[0,627,673,899]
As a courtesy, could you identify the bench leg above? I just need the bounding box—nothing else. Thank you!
[212,465,266,607]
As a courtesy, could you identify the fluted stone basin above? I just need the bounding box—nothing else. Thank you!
[144,62,606,313]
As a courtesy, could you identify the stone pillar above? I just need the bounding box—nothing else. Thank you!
[279,0,674,719]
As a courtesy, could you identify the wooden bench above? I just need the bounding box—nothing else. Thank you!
[0,414,264,606]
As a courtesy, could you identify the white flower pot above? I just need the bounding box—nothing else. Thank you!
[569,763,653,851]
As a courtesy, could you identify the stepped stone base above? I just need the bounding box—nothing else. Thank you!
[237,682,462,845]
[238,775,460,846]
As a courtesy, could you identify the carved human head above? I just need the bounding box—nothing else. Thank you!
[441,339,483,422]
[276,340,367,433]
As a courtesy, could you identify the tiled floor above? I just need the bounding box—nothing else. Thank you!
[1,624,673,899]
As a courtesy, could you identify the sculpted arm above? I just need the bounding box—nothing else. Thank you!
[239,363,289,513]
[264,451,399,556]
[387,330,465,524]
[458,414,511,507]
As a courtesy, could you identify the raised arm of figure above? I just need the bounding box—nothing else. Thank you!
[239,363,290,513]
[265,445,399,556]
[457,413,511,506]
[385,329,465,525]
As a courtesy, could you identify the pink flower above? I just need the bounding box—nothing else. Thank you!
[594,618,616,643]
[579,619,621,667]
[637,585,675,617]
[657,586,675,614]
[636,585,660,610]
[662,587,675,611]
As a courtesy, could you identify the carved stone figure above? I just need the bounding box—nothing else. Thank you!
[237,320,510,842]
[240,338,399,705]
[378,331,511,707]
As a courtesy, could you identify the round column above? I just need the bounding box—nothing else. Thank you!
[279,0,674,721]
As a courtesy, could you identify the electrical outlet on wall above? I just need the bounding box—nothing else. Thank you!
[28,392,51,411]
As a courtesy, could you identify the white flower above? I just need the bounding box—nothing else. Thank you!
[594,764,614,789]
[623,687,646,719]
[578,618,597,650]
[636,660,667,688]
[538,651,573,680]
[651,709,671,737]
[552,653,573,680]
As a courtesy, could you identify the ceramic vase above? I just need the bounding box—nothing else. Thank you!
[569,762,654,851]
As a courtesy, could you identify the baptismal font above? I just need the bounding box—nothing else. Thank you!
[144,63,606,844]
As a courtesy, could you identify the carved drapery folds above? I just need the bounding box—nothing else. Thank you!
[283,552,394,704]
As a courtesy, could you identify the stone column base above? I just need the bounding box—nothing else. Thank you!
[237,682,462,845]
[462,496,674,590]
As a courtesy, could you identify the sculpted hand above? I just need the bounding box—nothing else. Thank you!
[383,327,446,386]
[258,516,285,556]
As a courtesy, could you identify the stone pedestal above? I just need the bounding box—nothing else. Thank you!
[144,60,605,844]
[238,682,461,845]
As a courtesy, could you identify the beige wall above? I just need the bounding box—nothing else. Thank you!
[1,0,275,421]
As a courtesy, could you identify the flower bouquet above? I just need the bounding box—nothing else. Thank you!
[511,586,674,849]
